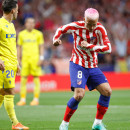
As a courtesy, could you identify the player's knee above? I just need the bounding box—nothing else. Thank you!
[74,88,85,101]
[4,88,15,95]
[74,92,85,101]
[105,89,112,97]
[75,94,84,101]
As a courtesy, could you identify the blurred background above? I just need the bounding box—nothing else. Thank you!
[0,1,130,129]
[0,0,129,74]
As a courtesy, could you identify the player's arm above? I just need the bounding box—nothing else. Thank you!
[17,45,22,66]
[81,27,111,54]
[0,25,5,71]
[53,22,77,46]
[38,32,44,66]
[17,32,23,66]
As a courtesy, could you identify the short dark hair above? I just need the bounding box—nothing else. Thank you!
[2,0,17,14]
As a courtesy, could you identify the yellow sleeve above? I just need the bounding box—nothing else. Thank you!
[17,32,23,45]
[0,24,1,33]
[38,32,44,45]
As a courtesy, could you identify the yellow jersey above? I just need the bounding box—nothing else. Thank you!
[0,17,18,67]
[17,29,44,59]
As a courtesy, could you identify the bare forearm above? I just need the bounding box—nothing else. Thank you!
[39,44,44,56]
[17,45,22,63]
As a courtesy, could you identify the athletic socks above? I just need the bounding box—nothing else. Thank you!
[34,77,40,99]
[20,77,27,99]
[63,97,79,122]
[0,95,4,108]
[98,95,110,108]
[94,95,110,125]
[4,95,19,126]
[96,103,108,119]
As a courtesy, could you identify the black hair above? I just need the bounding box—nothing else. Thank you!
[2,0,18,14]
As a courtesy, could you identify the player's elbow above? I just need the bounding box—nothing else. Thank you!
[107,49,112,54]
[107,43,112,53]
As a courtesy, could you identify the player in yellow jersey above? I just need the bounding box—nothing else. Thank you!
[0,0,29,129]
[16,17,44,106]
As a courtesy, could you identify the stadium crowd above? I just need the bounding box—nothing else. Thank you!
[0,0,129,73]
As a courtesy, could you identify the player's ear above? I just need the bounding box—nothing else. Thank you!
[11,8,15,14]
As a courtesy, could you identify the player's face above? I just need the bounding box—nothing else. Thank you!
[12,4,18,20]
[25,19,35,31]
[85,18,98,32]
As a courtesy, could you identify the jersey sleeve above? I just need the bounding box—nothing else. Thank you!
[53,22,78,42]
[86,26,112,54]
[17,32,23,46]
[0,24,1,32]
[37,32,44,45]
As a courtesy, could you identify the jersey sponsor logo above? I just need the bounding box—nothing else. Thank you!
[90,37,96,42]
[23,39,36,42]
[90,37,96,41]
[6,34,16,38]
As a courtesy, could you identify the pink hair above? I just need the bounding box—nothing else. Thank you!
[84,8,99,20]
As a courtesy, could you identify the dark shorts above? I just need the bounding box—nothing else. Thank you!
[69,62,108,91]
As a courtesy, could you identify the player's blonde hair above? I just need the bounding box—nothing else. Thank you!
[84,8,99,21]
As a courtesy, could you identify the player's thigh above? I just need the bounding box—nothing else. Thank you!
[2,66,17,89]
[30,60,42,76]
[0,88,15,95]
[69,62,88,91]
[96,83,112,96]
[87,68,108,91]
[21,60,30,76]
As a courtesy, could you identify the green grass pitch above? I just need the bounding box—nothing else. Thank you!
[0,90,130,130]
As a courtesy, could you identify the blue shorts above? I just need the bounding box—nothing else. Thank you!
[69,62,108,91]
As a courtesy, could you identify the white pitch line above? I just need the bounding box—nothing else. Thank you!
[14,105,130,108]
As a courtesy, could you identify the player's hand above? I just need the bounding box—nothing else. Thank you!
[16,64,21,76]
[0,59,5,71]
[37,60,43,66]
[53,39,62,46]
[81,41,89,48]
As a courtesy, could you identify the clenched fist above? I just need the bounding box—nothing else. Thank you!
[53,39,62,46]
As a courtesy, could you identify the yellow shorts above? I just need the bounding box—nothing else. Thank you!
[0,65,17,89]
[21,58,42,77]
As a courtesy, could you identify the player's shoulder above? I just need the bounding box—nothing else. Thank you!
[18,29,26,35]
[96,22,106,31]
[33,29,43,35]
[0,17,5,26]
[71,21,85,27]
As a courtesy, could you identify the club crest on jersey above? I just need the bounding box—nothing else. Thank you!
[77,79,82,85]
[5,25,8,28]
[6,34,16,38]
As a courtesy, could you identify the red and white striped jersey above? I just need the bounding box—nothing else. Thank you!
[53,21,111,68]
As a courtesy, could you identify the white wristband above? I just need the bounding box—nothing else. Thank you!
[40,55,44,60]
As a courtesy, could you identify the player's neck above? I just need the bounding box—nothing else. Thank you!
[3,13,13,23]
[27,29,33,32]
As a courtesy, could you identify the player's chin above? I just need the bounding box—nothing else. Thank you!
[89,29,93,32]
[13,16,17,20]
[53,43,59,46]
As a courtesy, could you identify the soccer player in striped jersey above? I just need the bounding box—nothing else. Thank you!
[0,0,29,129]
[53,8,112,130]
